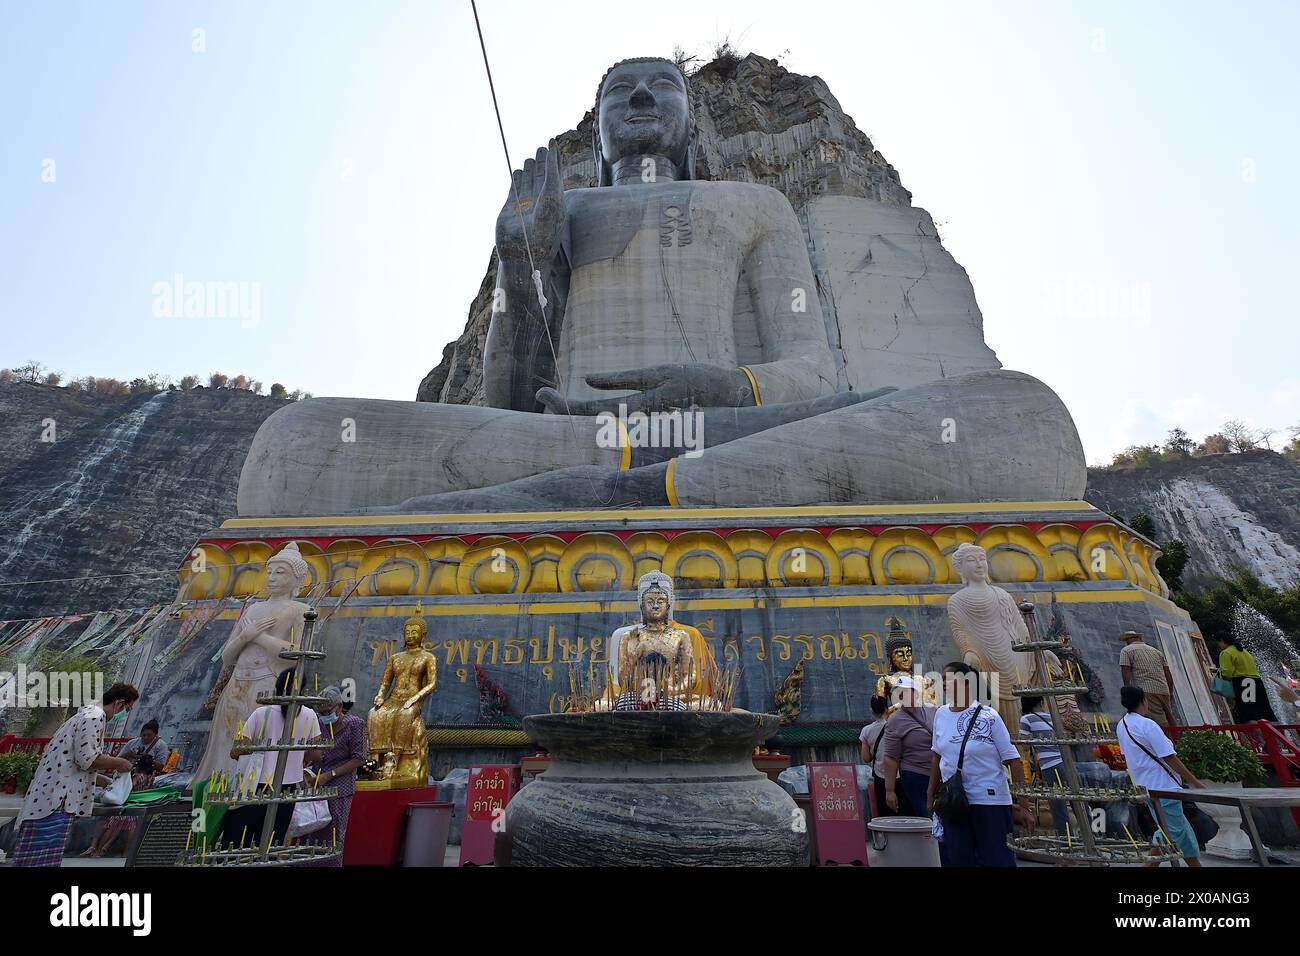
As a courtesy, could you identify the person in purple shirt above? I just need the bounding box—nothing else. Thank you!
[307,686,367,865]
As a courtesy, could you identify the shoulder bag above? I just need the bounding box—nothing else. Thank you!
[932,705,981,823]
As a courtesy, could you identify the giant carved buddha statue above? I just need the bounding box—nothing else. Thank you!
[238,57,1085,517]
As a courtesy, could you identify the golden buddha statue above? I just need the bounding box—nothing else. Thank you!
[603,571,717,710]
[359,606,438,789]
[874,618,937,711]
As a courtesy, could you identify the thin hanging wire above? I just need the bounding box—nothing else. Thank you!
[469,0,618,505]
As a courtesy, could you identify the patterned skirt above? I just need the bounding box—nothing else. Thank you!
[14,810,76,867]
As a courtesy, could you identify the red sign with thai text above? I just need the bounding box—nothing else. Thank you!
[459,764,521,866]
[466,765,515,821]
[806,762,868,866]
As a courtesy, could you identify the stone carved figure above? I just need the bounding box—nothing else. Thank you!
[238,56,1085,517]
[193,542,310,784]
[605,571,716,709]
[874,617,938,711]
[945,543,1037,733]
[360,608,438,789]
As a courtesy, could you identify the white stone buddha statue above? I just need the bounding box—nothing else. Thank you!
[193,542,310,783]
[945,543,1036,732]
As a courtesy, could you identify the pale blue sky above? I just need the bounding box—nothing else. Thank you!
[2,0,1297,464]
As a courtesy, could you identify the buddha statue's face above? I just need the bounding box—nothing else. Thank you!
[403,621,426,650]
[598,60,690,172]
[641,589,670,625]
[956,548,989,585]
[264,560,300,597]
[891,645,913,672]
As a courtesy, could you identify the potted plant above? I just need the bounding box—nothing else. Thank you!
[1175,730,1266,859]
[0,751,40,795]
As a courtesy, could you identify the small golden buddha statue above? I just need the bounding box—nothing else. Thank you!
[874,618,937,710]
[359,606,438,789]
[603,571,718,710]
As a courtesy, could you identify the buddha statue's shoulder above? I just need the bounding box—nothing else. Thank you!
[668,620,715,663]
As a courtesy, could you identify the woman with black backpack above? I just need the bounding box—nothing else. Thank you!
[927,661,1035,866]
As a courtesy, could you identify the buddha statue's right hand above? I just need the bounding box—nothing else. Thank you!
[495,141,564,268]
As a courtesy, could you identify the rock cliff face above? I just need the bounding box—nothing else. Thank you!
[417,52,994,404]
[1087,451,1300,590]
[0,383,286,621]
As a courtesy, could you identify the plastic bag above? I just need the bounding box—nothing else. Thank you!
[100,772,133,806]
[288,799,331,838]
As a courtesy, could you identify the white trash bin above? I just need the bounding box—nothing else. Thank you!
[867,816,941,867]
[402,801,453,867]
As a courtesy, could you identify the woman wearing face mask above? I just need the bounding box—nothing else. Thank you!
[12,683,139,867]
[304,685,367,864]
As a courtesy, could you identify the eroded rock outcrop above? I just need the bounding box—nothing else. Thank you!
[0,384,287,619]
[1087,451,1300,589]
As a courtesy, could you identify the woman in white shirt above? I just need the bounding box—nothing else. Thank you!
[1116,685,1204,867]
[927,661,1034,867]
[216,669,322,847]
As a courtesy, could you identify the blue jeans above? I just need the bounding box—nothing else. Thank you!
[941,804,1017,867]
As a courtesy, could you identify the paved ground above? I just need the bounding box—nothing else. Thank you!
[3,794,1294,868]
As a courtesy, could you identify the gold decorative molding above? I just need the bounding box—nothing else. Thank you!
[181,507,1169,601]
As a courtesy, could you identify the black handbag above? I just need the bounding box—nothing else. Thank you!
[932,705,982,823]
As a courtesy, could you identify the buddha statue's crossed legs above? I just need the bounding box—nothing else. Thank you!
[238,368,1084,516]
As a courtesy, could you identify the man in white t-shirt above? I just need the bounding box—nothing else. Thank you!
[1116,685,1204,867]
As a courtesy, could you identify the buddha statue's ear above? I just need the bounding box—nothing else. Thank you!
[681,101,698,180]
[592,119,611,188]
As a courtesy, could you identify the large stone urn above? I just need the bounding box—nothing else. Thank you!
[499,711,809,866]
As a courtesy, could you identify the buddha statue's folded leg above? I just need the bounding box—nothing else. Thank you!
[623,386,897,466]
[237,398,623,516]
[669,369,1086,506]
[240,388,899,515]
[382,370,1084,512]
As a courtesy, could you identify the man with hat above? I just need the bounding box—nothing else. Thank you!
[1119,630,1177,726]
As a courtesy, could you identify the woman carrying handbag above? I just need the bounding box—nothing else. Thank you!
[928,662,1035,867]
